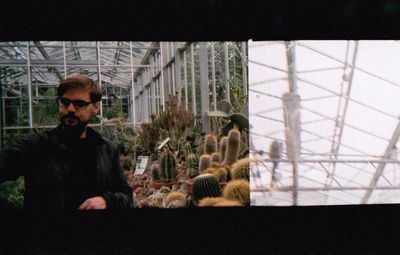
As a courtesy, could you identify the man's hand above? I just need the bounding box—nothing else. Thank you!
[78,196,107,210]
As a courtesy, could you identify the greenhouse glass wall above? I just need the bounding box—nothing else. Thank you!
[249,40,400,206]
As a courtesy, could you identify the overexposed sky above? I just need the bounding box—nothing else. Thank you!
[249,40,400,206]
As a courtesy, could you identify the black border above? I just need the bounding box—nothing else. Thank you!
[2,0,400,254]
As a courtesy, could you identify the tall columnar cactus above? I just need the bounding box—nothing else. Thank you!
[186,153,199,178]
[205,134,218,155]
[223,129,241,165]
[219,137,228,163]
[223,179,250,206]
[199,154,212,172]
[211,152,221,165]
[215,167,228,183]
[231,158,250,181]
[151,163,161,181]
[160,151,177,182]
[192,174,222,204]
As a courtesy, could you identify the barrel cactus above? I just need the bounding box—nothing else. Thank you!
[215,199,242,207]
[223,179,250,206]
[192,174,222,204]
[223,129,241,165]
[198,197,225,207]
[160,151,177,182]
[231,158,250,181]
[165,191,187,208]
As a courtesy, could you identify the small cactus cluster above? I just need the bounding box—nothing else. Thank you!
[165,191,187,208]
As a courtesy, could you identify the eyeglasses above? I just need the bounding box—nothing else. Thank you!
[56,97,92,110]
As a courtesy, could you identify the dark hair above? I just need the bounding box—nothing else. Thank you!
[57,74,102,102]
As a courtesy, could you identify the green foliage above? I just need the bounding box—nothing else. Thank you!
[0,177,24,209]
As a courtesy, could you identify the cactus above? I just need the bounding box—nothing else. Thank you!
[182,142,193,158]
[187,154,199,179]
[160,151,177,182]
[215,167,228,183]
[215,199,242,207]
[199,154,212,172]
[159,186,172,194]
[211,152,221,164]
[231,158,250,181]
[205,134,218,155]
[202,167,216,175]
[219,137,227,162]
[165,191,187,208]
[223,180,250,206]
[223,129,241,165]
[151,163,161,181]
[192,174,222,204]
[198,197,225,207]
[186,153,198,168]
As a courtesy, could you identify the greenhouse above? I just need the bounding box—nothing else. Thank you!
[249,40,400,206]
[0,41,250,209]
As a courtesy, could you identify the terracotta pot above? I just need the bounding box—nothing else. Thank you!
[185,179,194,194]
[151,181,176,189]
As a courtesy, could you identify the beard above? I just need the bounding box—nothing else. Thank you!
[60,112,88,140]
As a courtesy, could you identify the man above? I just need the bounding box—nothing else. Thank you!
[0,74,133,211]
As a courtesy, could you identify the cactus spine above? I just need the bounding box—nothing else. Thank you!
[192,174,222,204]
[199,154,212,172]
[219,137,227,162]
[231,158,250,181]
[223,129,241,165]
[205,134,218,155]
[160,151,177,182]
[223,179,250,206]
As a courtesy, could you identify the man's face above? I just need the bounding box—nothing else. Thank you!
[58,88,100,138]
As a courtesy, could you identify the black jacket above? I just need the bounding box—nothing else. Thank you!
[0,125,133,211]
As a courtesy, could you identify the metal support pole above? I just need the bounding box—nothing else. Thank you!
[96,42,103,124]
[284,41,300,205]
[241,41,248,97]
[63,41,67,77]
[190,44,197,117]
[27,41,33,128]
[224,42,230,102]
[130,42,136,125]
[211,42,217,111]
[0,68,3,149]
[362,119,400,203]
[160,42,166,111]
[173,42,182,105]
[199,42,210,133]
[183,50,188,111]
